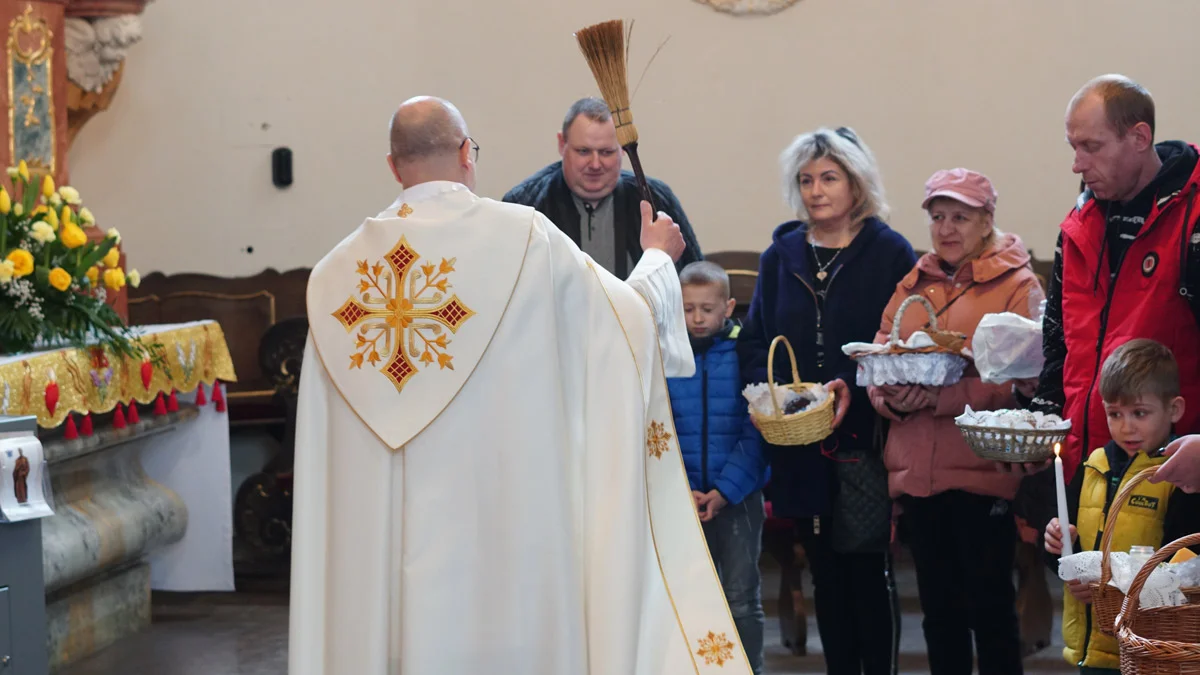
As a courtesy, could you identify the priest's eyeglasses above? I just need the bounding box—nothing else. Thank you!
[460,137,479,162]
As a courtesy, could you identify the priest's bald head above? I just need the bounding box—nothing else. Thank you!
[387,96,478,191]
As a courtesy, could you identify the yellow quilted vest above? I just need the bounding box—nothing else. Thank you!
[1062,448,1173,669]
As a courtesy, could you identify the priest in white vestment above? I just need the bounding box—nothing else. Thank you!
[289,96,753,675]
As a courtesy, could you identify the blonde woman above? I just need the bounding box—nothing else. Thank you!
[739,127,916,675]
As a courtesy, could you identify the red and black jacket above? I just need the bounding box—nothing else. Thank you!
[1033,142,1200,480]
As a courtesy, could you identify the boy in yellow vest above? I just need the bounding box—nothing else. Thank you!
[1044,338,1200,673]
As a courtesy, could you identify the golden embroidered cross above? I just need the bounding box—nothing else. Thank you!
[332,235,475,393]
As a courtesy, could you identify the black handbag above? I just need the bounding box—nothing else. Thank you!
[828,418,893,554]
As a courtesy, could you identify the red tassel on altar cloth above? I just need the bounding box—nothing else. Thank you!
[127,400,140,424]
[45,370,59,416]
[212,381,226,413]
[167,389,179,413]
[63,414,78,440]
[195,382,207,406]
[81,413,94,437]
[140,357,153,391]
[113,405,127,429]
[153,392,167,416]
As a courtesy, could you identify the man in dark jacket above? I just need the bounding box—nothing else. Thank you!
[502,97,702,278]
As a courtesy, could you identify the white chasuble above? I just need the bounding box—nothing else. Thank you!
[290,181,750,675]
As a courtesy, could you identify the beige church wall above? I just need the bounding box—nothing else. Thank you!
[67,0,1200,276]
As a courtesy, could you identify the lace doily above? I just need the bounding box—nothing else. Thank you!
[1177,557,1200,588]
[851,352,967,387]
[1058,551,1103,584]
[1059,551,1189,609]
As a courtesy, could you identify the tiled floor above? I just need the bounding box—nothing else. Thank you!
[61,556,1075,674]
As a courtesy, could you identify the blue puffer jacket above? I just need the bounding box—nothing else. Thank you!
[668,322,767,506]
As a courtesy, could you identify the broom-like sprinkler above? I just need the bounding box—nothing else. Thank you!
[574,19,659,214]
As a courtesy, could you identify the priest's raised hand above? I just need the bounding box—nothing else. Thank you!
[639,199,686,262]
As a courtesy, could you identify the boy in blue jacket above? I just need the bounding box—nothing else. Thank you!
[668,261,768,674]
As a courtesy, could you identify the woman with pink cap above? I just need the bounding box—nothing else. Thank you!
[868,168,1044,674]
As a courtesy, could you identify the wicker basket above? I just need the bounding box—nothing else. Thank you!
[750,335,835,447]
[956,421,1068,463]
[850,295,969,387]
[1117,532,1200,673]
[1092,467,1162,637]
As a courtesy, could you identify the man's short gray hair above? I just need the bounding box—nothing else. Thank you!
[779,126,889,224]
[562,97,612,138]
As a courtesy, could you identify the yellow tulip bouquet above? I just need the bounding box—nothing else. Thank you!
[0,160,151,358]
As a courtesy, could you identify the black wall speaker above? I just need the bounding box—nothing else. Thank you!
[272,147,293,188]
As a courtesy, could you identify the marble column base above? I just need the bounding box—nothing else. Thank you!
[45,562,150,672]
[40,408,197,669]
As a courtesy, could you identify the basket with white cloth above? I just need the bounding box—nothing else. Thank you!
[843,294,970,387]
[1116,532,1200,673]
[743,335,835,447]
[954,406,1070,464]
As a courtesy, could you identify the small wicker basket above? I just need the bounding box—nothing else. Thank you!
[957,421,1069,464]
[851,294,969,387]
[1117,532,1200,673]
[750,335,835,447]
[1088,466,1200,639]
[1093,467,1161,637]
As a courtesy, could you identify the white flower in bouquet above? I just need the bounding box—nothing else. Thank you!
[128,269,140,288]
[58,186,82,205]
[48,193,63,208]
[79,207,95,225]
[30,221,56,244]
[0,260,14,284]
[106,227,121,244]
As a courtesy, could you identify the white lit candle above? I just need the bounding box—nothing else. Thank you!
[1054,443,1072,557]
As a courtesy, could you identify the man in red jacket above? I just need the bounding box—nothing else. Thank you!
[1029,74,1200,484]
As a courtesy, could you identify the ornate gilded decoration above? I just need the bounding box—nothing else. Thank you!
[694,0,801,15]
[332,236,475,393]
[647,420,673,459]
[7,5,55,174]
[0,321,237,428]
[397,203,413,218]
[696,631,736,666]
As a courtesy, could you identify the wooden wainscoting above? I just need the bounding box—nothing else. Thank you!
[127,268,312,424]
